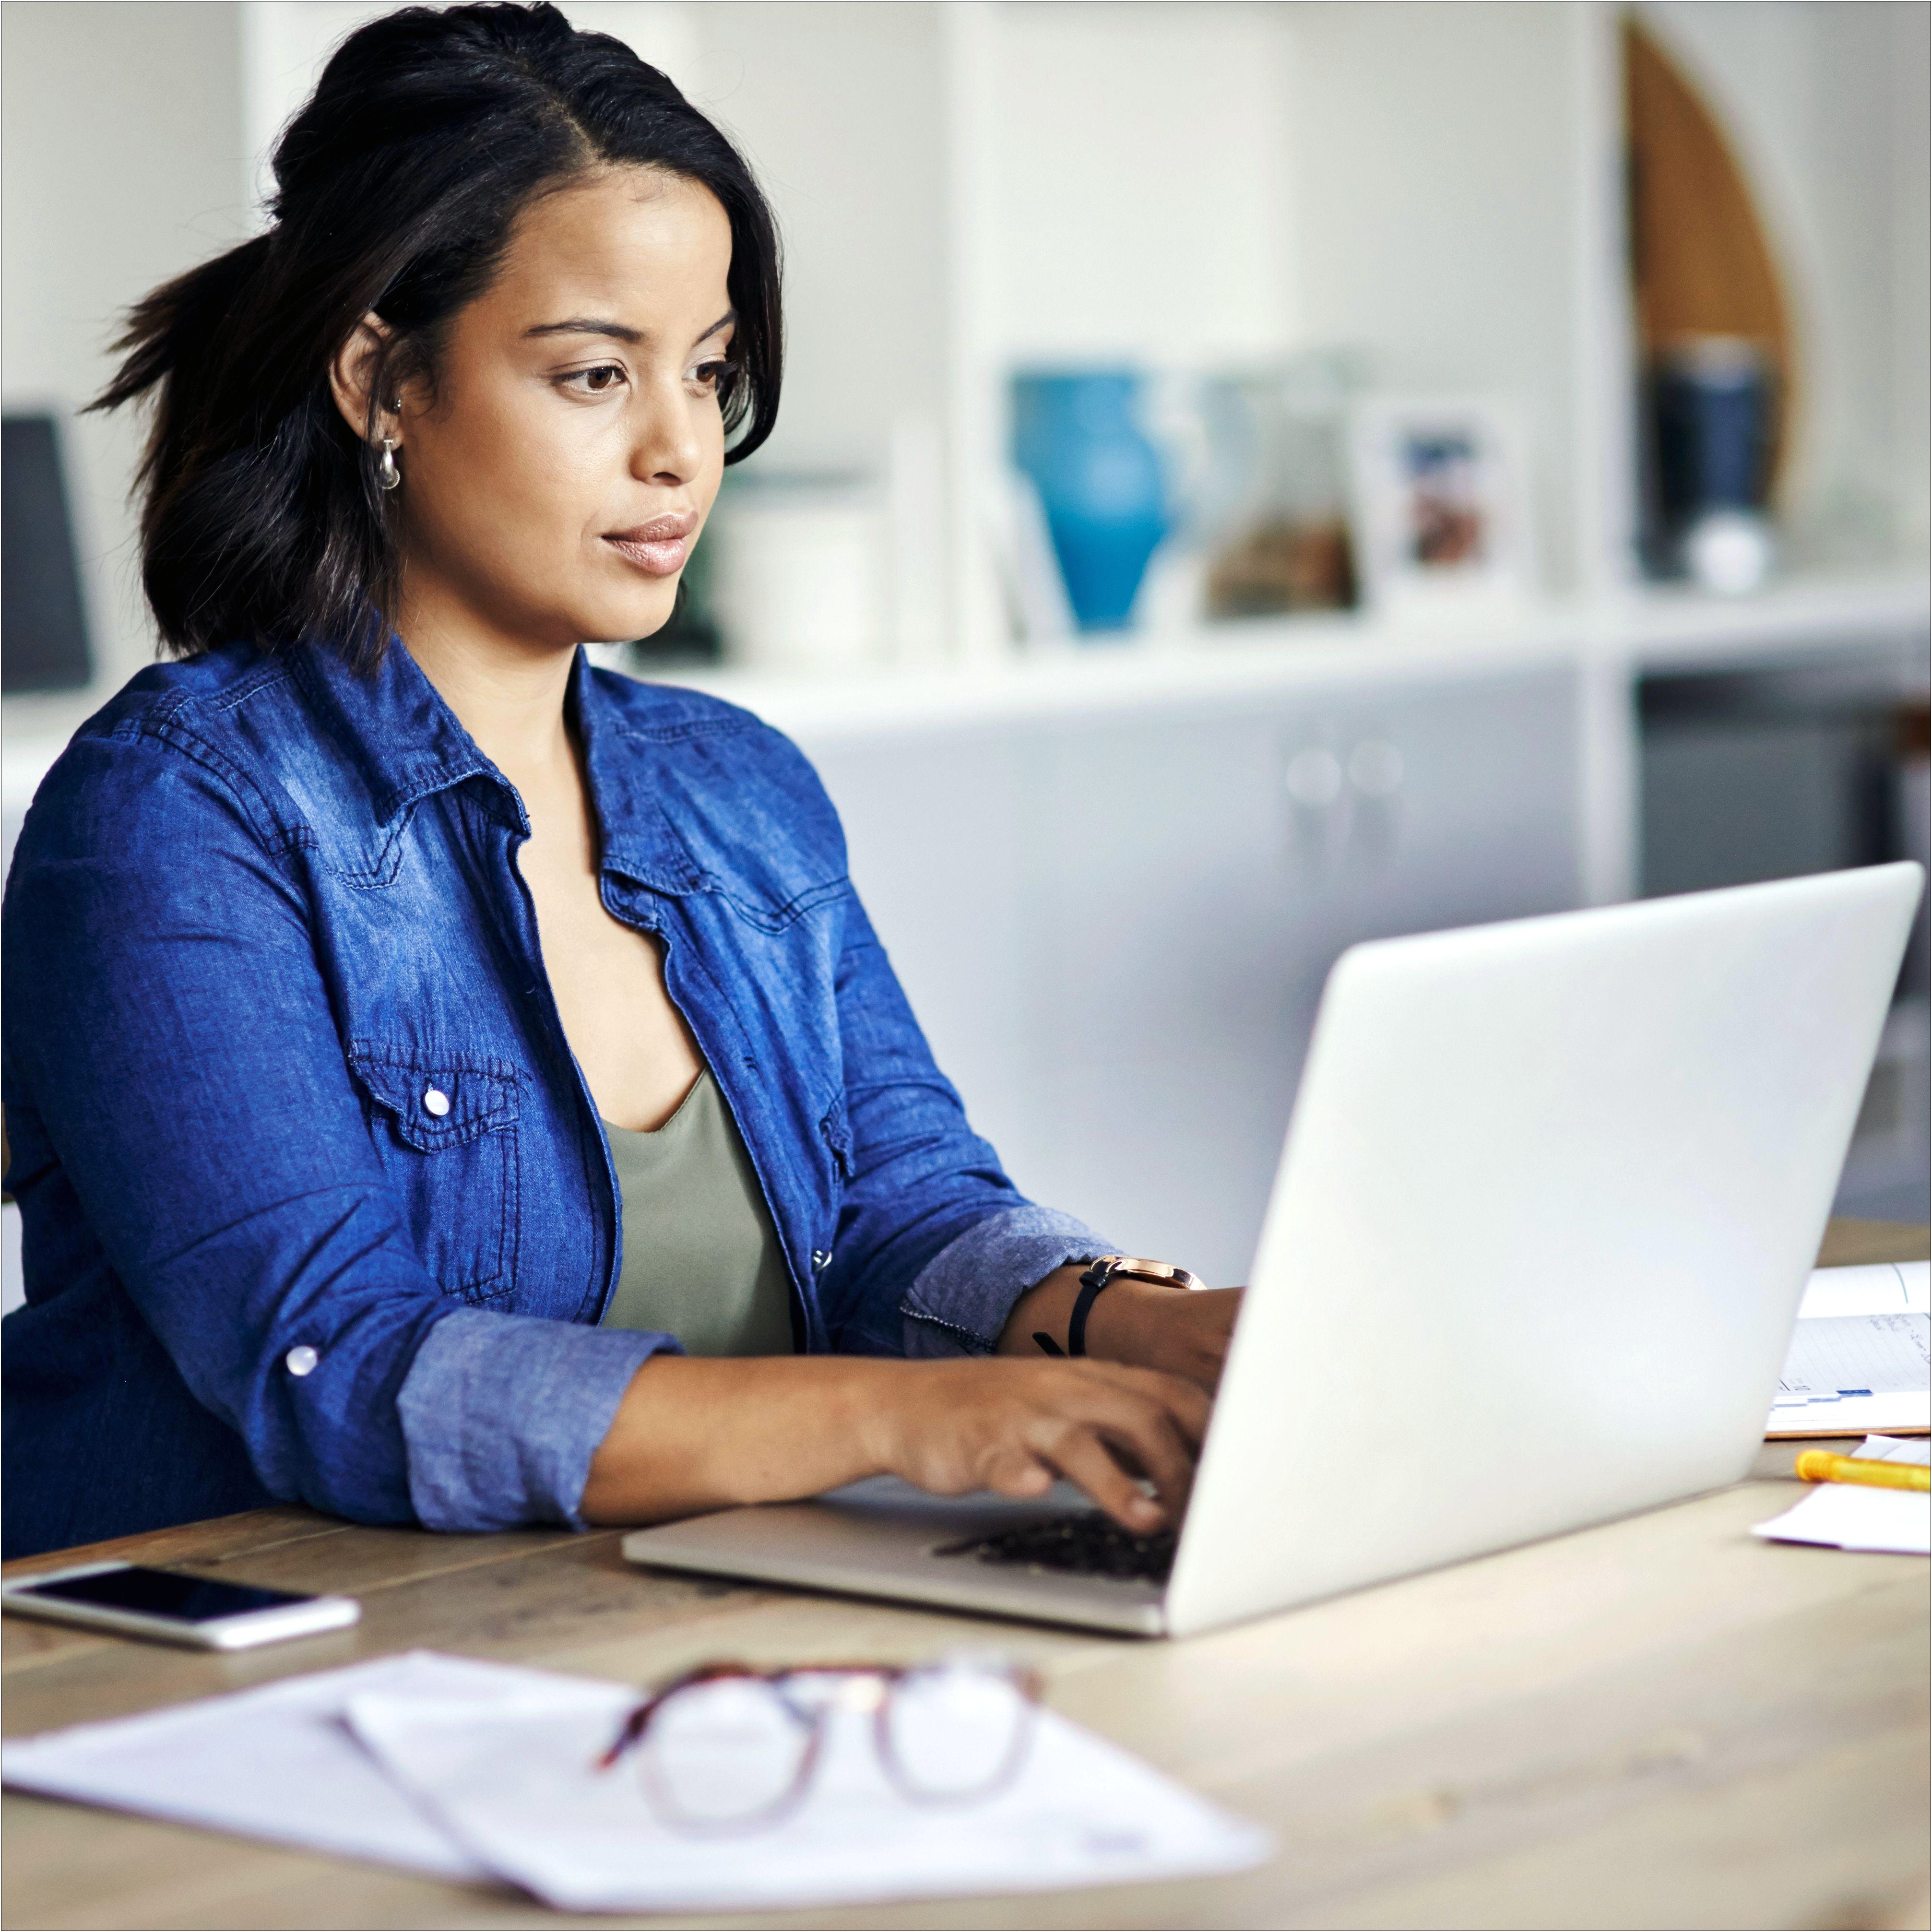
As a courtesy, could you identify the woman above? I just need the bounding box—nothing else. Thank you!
[0,2,1236,1561]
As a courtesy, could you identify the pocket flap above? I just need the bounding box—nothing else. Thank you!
[347,1043,520,1150]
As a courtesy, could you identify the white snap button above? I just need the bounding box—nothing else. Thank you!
[285,1345,319,1377]
[422,1087,450,1117]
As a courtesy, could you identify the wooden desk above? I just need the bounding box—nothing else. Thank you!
[6,1221,1928,1932]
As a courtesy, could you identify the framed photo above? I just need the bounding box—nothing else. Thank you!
[1346,398,1535,620]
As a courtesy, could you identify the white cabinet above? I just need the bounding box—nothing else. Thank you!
[801,663,1580,1284]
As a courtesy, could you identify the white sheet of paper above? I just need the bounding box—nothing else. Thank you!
[1751,1436,1932,1555]
[344,1680,1273,1915]
[1750,1483,1930,1555]
[0,1651,575,1877]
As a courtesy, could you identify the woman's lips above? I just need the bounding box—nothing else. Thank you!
[603,516,696,578]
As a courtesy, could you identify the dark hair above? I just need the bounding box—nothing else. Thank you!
[92,1,782,665]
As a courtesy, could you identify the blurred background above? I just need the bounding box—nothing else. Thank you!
[4,1,1929,1308]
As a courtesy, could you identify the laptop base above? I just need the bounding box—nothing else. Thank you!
[622,1476,1169,1636]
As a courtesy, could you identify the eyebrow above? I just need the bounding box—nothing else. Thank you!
[522,308,737,349]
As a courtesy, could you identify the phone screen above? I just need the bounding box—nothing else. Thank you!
[18,1567,314,1623]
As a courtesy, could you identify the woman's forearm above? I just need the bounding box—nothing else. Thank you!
[580,1354,894,1524]
[578,1347,1214,1531]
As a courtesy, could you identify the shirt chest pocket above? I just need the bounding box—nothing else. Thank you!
[346,1043,521,1304]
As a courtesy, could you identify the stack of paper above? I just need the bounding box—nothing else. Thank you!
[1751,1435,1932,1556]
[1767,1262,1930,1437]
[1,1652,1269,1914]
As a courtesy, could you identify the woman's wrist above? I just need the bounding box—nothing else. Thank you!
[994,1265,1182,1366]
[1079,1275,1186,1365]
[996,1263,1242,1392]
[993,1263,1090,1359]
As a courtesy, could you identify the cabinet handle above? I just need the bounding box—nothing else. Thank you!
[1284,747,1344,808]
[1347,739,1404,798]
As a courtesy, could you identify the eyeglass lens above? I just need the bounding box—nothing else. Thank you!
[632,1662,1035,1830]
[636,1677,817,1829]
[880,1663,1034,1802]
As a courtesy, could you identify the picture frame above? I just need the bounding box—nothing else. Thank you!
[1346,397,1535,621]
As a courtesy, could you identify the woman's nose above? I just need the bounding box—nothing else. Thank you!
[629,376,704,487]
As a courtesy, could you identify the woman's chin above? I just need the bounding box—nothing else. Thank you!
[576,585,681,646]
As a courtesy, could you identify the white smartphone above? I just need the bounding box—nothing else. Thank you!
[0,1561,360,1650]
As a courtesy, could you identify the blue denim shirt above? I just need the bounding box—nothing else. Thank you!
[0,639,1106,1558]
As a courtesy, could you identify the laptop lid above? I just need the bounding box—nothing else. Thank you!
[1165,863,1924,1638]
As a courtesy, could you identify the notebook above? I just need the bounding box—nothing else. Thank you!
[1767,1262,1930,1438]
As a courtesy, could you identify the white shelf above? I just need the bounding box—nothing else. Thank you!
[1579,569,1932,672]
[640,614,1571,740]
[646,570,1930,741]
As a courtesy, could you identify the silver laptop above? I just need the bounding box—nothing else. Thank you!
[624,863,1924,1639]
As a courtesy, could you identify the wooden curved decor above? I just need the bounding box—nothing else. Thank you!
[1624,14,1796,492]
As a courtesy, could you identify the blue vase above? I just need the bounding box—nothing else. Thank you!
[1012,371,1169,633]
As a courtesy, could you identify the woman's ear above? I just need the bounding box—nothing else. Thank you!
[327,312,398,446]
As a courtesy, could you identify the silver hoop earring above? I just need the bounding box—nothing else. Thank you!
[377,436,401,492]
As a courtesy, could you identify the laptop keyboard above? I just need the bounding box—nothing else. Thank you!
[934,1512,1176,1584]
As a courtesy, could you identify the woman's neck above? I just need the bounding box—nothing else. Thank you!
[394,579,581,786]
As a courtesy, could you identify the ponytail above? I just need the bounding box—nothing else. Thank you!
[94,225,403,662]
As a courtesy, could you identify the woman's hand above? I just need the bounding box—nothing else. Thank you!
[581,1353,1209,1533]
[861,1358,1209,1533]
[996,1265,1245,1391]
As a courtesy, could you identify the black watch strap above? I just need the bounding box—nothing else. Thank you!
[1032,1258,1114,1358]
[1031,1255,1205,1360]
[1067,1258,1118,1358]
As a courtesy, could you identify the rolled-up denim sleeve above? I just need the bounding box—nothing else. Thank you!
[398,1311,672,1530]
[812,889,1114,1358]
[3,726,660,1532]
[899,1206,1115,1358]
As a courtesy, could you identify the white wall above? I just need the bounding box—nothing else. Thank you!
[1,0,250,701]
[984,2,1293,366]
[678,2,949,475]
[1896,3,1932,557]
[678,1,954,659]
[1280,0,1602,595]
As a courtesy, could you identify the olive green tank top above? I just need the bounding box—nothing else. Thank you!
[597,1070,795,1356]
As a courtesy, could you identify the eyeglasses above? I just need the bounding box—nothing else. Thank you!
[596,1654,1043,1833]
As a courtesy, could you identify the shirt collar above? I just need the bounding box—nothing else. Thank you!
[290,629,509,828]
[290,634,705,893]
[571,650,709,895]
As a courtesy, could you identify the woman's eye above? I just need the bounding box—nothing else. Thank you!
[560,364,627,395]
[688,359,735,395]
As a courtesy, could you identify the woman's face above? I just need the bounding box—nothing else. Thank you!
[375,166,735,653]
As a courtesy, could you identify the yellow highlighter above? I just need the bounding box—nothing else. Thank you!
[1794,1450,1931,1493]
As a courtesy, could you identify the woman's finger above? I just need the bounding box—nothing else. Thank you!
[1084,1361,1213,1449]
[1028,1417,1166,1531]
[1027,1366,1202,1515]
[1083,1394,1197,1521]
[981,1448,1054,1499]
